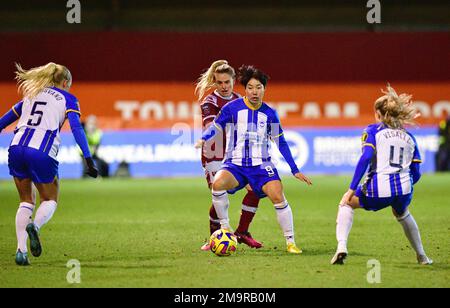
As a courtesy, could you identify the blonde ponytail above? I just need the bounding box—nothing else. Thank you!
[374,84,420,129]
[194,60,235,101]
[15,62,71,99]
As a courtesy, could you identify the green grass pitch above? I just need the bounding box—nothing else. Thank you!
[0,174,449,288]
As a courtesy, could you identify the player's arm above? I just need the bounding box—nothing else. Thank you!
[195,105,229,148]
[0,102,23,133]
[201,100,219,129]
[410,162,421,185]
[66,98,98,178]
[349,129,376,191]
[271,111,312,185]
[410,136,422,185]
[342,130,376,204]
[349,145,375,191]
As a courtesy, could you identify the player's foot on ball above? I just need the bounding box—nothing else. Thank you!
[15,250,30,266]
[200,242,211,251]
[287,243,302,254]
[26,223,42,257]
[331,250,348,265]
[417,254,433,265]
[234,231,263,249]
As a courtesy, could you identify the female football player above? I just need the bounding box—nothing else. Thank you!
[0,62,98,266]
[331,85,433,265]
[195,60,263,250]
[195,65,312,254]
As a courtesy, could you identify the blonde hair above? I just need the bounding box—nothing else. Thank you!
[15,62,71,99]
[194,60,235,101]
[374,84,420,129]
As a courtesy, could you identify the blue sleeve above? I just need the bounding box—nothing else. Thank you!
[410,134,422,163]
[64,93,81,115]
[201,123,217,141]
[410,162,421,185]
[201,105,230,141]
[361,125,376,150]
[0,102,23,132]
[67,112,92,158]
[349,145,375,190]
[271,110,299,175]
[269,109,284,138]
[276,134,300,175]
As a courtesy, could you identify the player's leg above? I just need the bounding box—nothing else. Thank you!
[200,161,225,250]
[204,162,223,235]
[211,168,241,230]
[392,197,433,265]
[12,177,35,266]
[234,186,262,248]
[9,146,35,265]
[262,179,301,253]
[331,194,362,264]
[24,148,60,258]
[26,178,59,258]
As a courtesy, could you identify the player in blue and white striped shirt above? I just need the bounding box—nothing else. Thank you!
[331,85,433,265]
[196,65,312,254]
[0,63,98,266]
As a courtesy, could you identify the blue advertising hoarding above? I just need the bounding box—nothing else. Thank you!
[0,127,439,179]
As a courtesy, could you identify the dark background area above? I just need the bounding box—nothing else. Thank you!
[0,0,449,82]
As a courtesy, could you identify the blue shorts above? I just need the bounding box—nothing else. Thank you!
[8,145,59,184]
[221,162,281,198]
[356,185,412,215]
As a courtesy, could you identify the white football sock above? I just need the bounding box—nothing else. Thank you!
[34,200,57,230]
[211,189,230,230]
[336,204,354,252]
[274,201,295,244]
[397,211,426,256]
[16,202,35,253]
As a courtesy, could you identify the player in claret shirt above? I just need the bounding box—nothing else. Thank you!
[331,85,433,265]
[195,60,263,250]
[0,62,98,266]
[195,65,312,254]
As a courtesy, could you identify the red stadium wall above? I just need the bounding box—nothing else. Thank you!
[0,32,448,129]
[0,32,448,82]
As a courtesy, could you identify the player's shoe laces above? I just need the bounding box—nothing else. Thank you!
[15,250,30,266]
[330,248,348,265]
[287,243,302,254]
[200,242,211,251]
[26,223,42,257]
[417,255,433,265]
[234,231,263,249]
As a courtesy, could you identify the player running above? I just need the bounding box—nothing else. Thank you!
[331,84,433,265]
[195,60,263,250]
[195,65,312,254]
[0,62,98,266]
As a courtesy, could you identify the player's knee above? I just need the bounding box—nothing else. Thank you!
[394,209,410,221]
[211,179,225,192]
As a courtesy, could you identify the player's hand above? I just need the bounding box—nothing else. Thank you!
[194,139,205,149]
[85,157,99,178]
[340,189,355,206]
[294,172,312,185]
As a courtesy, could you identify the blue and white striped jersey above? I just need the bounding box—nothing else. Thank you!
[10,87,81,160]
[362,123,422,198]
[212,97,285,167]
